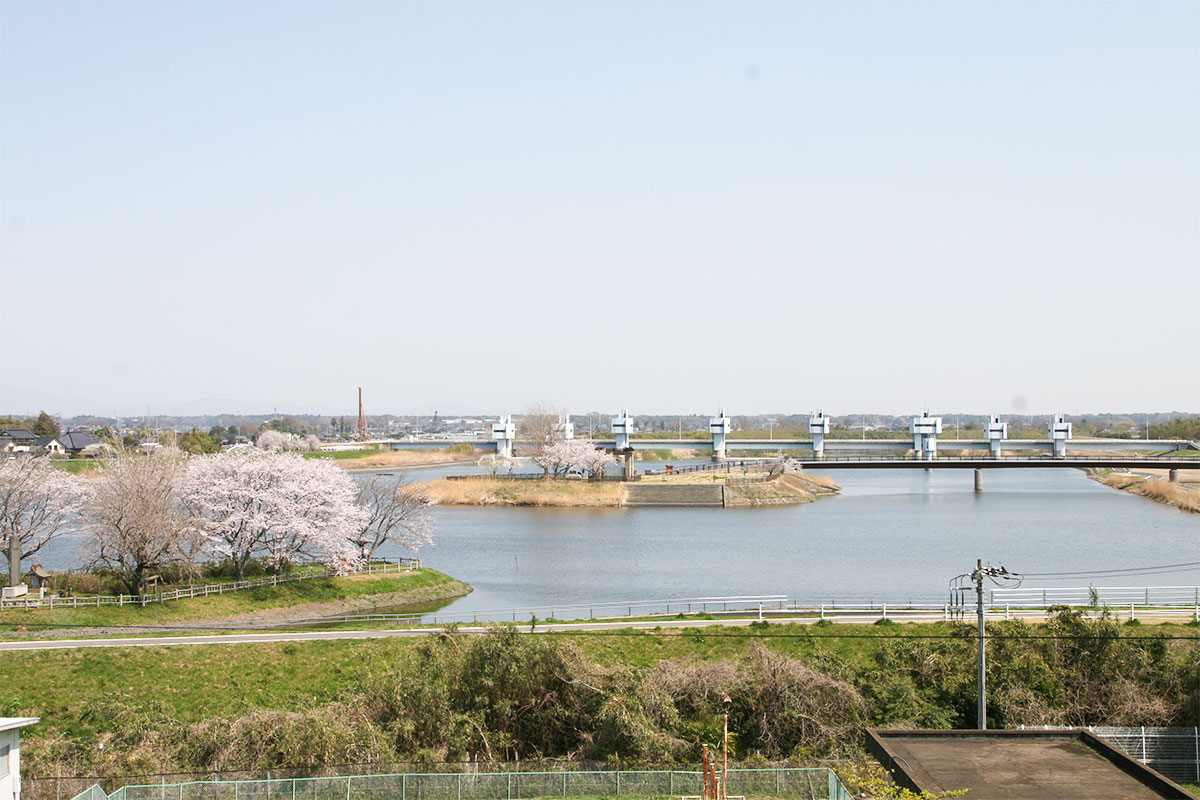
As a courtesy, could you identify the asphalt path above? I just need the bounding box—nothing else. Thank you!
[2,609,1194,651]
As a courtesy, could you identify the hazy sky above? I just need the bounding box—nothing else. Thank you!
[2,0,1197,418]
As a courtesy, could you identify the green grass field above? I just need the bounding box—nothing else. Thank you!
[301,447,382,460]
[0,569,465,631]
[3,619,1193,730]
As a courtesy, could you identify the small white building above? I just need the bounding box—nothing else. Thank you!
[0,718,37,800]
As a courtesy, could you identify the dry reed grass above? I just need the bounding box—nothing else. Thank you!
[336,450,477,470]
[423,477,622,507]
[1099,473,1200,513]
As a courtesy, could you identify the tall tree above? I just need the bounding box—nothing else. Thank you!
[31,411,60,438]
[520,402,566,472]
[88,448,190,596]
[181,451,367,578]
[351,475,435,561]
[0,456,90,585]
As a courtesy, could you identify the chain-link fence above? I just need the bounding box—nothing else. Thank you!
[1019,726,1200,782]
[67,768,851,800]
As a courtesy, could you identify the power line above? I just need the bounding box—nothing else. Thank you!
[1017,561,1200,578]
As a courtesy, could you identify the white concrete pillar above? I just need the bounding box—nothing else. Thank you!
[1049,414,1072,459]
[985,415,1007,458]
[491,415,515,459]
[910,411,942,460]
[553,415,574,440]
[709,410,732,462]
[612,410,634,451]
[809,412,831,459]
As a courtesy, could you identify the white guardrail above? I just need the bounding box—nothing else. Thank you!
[0,559,422,610]
[156,589,1200,630]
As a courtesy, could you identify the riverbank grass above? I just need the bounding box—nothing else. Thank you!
[0,569,467,631]
[425,477,623,506]
[1095,472,1200,513]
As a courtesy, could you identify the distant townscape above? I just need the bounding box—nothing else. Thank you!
[3,409,1198,456]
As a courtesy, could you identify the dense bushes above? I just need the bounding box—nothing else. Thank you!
[20,612,1200,781]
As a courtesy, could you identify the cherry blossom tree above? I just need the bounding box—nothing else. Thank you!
[88,448,191,596]
[351,475,435,561]
[479,454,516,476]
[181,450,367,578]
[0,456,90,586]
[576,444,617,478]
[533,440,616,479]
[257,430,322,452]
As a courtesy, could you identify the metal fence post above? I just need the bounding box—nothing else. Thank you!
[345,777,351,800]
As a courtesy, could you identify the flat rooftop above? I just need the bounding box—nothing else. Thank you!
[866,729,1194,799]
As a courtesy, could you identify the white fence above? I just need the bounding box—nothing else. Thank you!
[0,559,421,610]
[992,586,1200,607]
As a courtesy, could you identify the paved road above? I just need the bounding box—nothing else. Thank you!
[2,610,1194,651]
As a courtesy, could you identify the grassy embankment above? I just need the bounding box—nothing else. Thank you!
[1094,471,1200,513]
[0,569,469,631]
[3,615,1197,787]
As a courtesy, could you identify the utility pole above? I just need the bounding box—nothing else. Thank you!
[974,558,987,730]
[721,692,731,799]
[968,559,1012,729]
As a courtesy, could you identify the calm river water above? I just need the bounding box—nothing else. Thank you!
[40,467,1198,614]
[368,467,1199,615]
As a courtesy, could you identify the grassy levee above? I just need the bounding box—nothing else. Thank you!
[0,569,469,631]
[4,616,1197,787]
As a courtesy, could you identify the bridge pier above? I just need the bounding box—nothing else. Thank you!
[623,451,636,481]
[1169,469,1179,482]
[974,469,983,492]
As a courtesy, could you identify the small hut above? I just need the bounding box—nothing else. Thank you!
[25,565,51,591]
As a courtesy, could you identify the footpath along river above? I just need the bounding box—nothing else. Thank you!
[360,466,1200,616]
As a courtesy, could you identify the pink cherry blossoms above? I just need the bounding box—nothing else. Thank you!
[532,440,616,478]
[180,450,368,578]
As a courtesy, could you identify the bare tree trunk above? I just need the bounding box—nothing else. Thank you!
[8,533,20,587]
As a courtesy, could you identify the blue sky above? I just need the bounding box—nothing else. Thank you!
[2,0,1197,417]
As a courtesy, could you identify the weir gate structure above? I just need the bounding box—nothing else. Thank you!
[366,411,1199,486]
